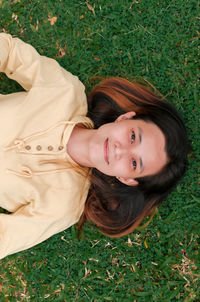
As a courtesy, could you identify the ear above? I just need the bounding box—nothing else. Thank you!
[116,176,139,186]
[115,111,136,122]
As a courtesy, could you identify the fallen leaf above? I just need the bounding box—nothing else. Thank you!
[56,41,66,58]
[58,47,66,57]
[83,267,91,278]
[127,237,133,246]
[12,13,18,20]
[112,258,119,267]
[89,258,99,262]
[151,262,158,266]
[61,235,67,242]
[48,16,57,26]
[86,1,95,16]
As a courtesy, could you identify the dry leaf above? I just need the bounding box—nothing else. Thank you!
[112,258,119,267]
[12,13,18,20]
[89,258,99,262]
[58,47,66,57]
[83,267,91,278]
[61,235,67,242]
[48,16,57,26]
[151,262,158,266]
[86,1,95,16]
[144,239,148,248]
[127,237,133,246]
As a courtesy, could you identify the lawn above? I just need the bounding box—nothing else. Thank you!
[0,0,199,301]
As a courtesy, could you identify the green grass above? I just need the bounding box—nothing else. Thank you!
[0,0,199,301]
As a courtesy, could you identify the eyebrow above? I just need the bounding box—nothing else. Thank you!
[138,127,144,173]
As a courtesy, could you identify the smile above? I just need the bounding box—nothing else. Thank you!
[104,138,109,164]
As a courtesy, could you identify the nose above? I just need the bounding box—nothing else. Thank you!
[114,141,131,160]
[114,141,140,161]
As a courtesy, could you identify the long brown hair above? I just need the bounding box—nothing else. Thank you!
[78,77,188,237]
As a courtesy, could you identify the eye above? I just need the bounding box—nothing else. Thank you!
[132,159,137,170]
[131,130,135,143]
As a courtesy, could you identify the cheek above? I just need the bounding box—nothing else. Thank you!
[115,159,130,176]
[113,125,127,140]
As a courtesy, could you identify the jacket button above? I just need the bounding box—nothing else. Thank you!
[25,145,31,150]
[36,145,42,151]
[48,145,53,151]
[58,145,64,150]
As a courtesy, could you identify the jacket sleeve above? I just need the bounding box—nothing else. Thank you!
[0,33,75,90]
[0,185,85,259]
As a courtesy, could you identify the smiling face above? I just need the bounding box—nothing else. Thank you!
[87,112,168,186]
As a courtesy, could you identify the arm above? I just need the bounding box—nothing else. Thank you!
[0,186,84,259]
[0,33,71,90]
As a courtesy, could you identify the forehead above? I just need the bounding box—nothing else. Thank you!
[137,120,167,175]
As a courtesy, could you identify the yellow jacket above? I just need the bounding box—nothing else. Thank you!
[0,33,93,259]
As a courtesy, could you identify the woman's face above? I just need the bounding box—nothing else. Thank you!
[87,112,168,186]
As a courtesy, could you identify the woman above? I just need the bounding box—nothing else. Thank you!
[81,77,188,237]
[0,33,188,259]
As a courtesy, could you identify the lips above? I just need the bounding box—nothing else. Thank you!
[104,138,109,164]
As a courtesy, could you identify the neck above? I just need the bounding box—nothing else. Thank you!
[66,124,95,167]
